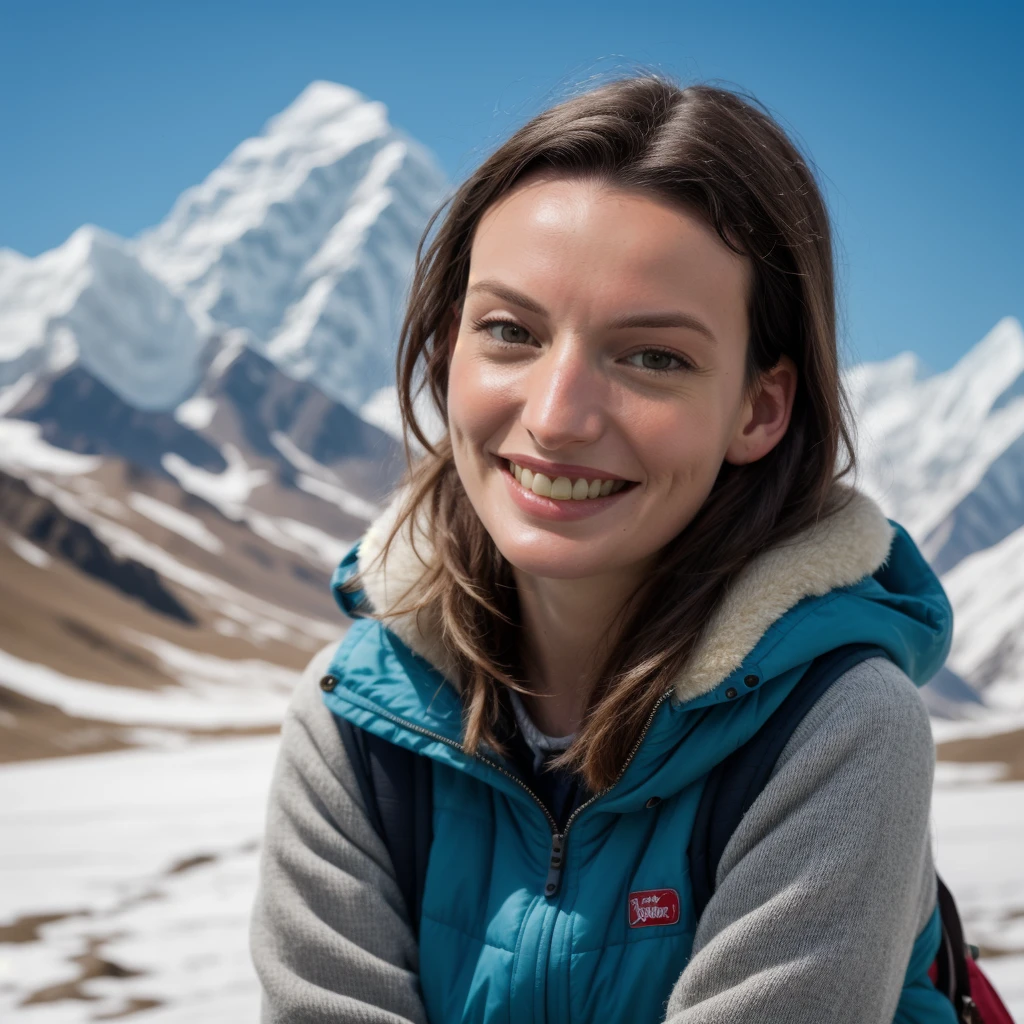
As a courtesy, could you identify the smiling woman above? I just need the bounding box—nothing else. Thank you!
[249,77,971,1024]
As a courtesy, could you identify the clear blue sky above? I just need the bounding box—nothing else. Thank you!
[1,0,1020,371]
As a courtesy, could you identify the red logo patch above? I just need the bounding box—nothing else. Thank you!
[628,888,680,928]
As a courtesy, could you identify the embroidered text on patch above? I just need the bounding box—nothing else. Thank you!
[628,889,680,928]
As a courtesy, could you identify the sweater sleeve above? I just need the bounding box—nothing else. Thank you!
[249,639,429,1024]
[664,656,938,1024]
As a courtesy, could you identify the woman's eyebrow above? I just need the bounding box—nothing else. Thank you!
[466,280,548,316]
[608,310,717,342]
[466,280,716,344]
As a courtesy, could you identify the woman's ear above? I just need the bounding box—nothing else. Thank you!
[724,354,798,466]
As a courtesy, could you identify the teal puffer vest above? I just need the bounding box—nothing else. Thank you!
[321,515,957,1024]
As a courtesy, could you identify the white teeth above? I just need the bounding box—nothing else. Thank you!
[507,462,629,501]
[550,476,573,500]
[531,473,553,498]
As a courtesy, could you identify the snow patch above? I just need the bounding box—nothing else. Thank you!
[360,383,444,446]
[0,373,37,416]
[0,418,102,475]
[0,738,278,1020]
[174,394,216,430]
[0,646,295,728]
[269,430,379,521]
[128,492,224,554]
[941,521,1024,704]
[161,443,269,520]
[932,778,1024,976]
[245,510,350,568]
[933,761,1009,785]
[294,472,378,521]
[360,384,403,439]
[5,531,52,568]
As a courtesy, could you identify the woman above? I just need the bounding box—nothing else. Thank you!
[250,77,956,1023]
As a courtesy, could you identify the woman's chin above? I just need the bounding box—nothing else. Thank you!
[493,536,634,583]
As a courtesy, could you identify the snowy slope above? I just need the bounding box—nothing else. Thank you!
[847,315,1024,715]
[847,316,1024,574]
[0,226,206,409]
[941,522,1024,704]
[138,81,448,411]
[0,83,423,767]
[1,738,1021,1022]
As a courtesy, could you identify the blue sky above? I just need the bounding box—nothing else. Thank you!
[0,0,1020,371]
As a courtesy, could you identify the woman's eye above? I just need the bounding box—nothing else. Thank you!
[626,350,684,372]
[485,321,533,345]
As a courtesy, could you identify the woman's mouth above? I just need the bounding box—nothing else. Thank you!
[506,460,631,501]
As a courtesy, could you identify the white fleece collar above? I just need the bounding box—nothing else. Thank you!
[356,482,895,703]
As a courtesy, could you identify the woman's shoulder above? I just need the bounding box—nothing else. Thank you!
[276,637,349,767]
[710,653,938,939]
[772,653,935,793]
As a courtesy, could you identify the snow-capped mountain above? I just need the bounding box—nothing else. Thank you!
[137,80,448,413]
[848,316,1024,575]
[0,81,442,764]
[0,226,206,409]
[0,80,447,419]
[848,315,1024,714]
[1,73,1021,735]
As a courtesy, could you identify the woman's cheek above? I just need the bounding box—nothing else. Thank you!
[448,344,522,445]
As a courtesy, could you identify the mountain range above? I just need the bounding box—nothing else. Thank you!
[0,79,1021,763]
[848,314,1024,717]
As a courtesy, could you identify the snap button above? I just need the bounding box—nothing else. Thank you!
[725,687,738,699]
[744,674,759,688]
[645,796,662,809]
[319,675,338,692]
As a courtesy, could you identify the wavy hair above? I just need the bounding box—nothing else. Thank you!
[359,75,856,791]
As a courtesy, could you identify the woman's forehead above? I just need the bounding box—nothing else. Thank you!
[468,177,750,337]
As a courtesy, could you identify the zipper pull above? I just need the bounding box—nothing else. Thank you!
[544,834,565,898]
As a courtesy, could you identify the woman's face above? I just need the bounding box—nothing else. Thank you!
[447,175,794,583]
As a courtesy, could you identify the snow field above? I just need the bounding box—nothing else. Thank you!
[0,738,1021,1021]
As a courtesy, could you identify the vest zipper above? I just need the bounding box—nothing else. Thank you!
[338,699,560,832]
[338,685,674,899]
[543,688,674,896]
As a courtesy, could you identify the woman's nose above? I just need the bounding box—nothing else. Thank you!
[519,341,605,450]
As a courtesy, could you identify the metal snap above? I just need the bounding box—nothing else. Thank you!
[725,687,738,699]
[319,675,338,692]
[744,674,759,687]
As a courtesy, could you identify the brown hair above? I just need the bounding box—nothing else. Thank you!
[366,75,856,791]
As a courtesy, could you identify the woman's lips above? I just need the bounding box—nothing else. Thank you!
[498,453,634,484]
[499,458,635,521]
[506,458,629,501]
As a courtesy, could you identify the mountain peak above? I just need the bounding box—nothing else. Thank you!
[137,81,447,411]
[966,315,1024,369]
[3,80,446,416]
[66,222,119,251]
[266,81,371,134]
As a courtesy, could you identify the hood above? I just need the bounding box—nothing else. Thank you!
[332,480,953,707]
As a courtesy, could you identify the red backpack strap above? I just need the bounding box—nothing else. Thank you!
[966,957,1018,1023]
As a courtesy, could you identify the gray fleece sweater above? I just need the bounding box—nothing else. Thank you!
[249,641,938,1023]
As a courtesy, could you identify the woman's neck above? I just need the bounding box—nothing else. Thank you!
[512,566,643,737]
